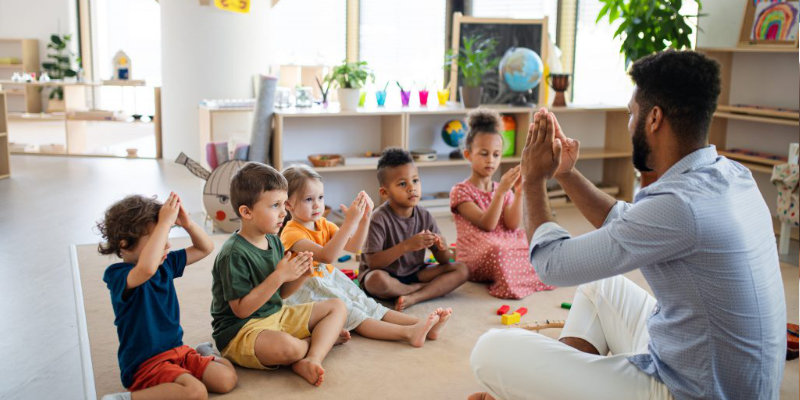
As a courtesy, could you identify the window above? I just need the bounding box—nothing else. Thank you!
[91,0,161,85]
[359,0,446,94]
[572,0,700,106]
[471,0,559,41]
[90,0,161,114]
[270,0,346,66]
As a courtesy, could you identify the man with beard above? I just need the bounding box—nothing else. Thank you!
[469,50,786,400]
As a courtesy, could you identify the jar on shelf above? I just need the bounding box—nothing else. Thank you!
[295,86,313,108]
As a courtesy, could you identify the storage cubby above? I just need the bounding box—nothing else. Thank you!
[201,102,636,210]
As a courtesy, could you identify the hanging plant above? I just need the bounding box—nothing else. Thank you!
[596,0,703,66]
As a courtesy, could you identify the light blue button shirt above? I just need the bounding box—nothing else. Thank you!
[530,146,786,400]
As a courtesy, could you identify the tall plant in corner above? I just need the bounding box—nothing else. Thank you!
[42,34,78,101]
[597,0,702,66]
[446,35,499,108]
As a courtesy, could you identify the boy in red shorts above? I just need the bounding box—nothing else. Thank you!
[98,193,237,399]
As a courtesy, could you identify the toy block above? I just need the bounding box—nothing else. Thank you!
[501,312,521,325]
[337,255,352,262]
[496,305,510,315]
[515,307,528,316]
[341,269,356,280]
[561,302,572,310]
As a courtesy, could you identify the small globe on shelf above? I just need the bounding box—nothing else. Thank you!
[499,47,544,106]
[441,119,467,159]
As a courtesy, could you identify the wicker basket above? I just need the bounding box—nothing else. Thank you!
[308,154,342,168]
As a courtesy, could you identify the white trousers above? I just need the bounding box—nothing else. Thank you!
[470,275,674,400]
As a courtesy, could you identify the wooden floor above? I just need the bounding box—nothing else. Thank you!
[0,154,797,399]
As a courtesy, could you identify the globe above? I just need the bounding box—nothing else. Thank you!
[441,119,467,148]
[499,47,544,93]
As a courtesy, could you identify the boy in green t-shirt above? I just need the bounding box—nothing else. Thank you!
[211,162,347,387]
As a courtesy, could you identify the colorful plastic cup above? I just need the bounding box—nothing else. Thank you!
[375,90,387,107]
[358,91,367,107]
[418,90,429,106]
[437,89,450,105]
[400,90,411,106]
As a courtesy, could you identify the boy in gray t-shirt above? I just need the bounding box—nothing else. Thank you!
[360,148,468,311]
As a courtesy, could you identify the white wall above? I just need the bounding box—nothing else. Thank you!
[0,0,77,61]
[160,1,271,161]
[696,0,746,48]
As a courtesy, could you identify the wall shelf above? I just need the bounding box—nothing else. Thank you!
[699,47,798,217]
[714,111,799,126]
[199,103,635,206]
[0,38,40,113]
[697,46,799,54]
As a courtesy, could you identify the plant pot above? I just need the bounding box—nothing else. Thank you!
[47,99,65,113]
[337,88,361,110]
[460,86,482,108]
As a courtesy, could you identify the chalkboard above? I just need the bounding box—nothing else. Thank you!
[449,13,548,105]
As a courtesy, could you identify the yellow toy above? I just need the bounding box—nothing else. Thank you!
[501,312,521,325]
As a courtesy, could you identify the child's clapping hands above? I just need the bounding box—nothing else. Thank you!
[277,251,314,282]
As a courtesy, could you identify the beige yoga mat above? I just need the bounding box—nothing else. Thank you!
[75,207,798,399]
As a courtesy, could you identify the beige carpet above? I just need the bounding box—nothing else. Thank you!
[77,207,798,399]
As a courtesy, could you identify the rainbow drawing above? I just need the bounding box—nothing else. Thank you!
[751,1,799,41]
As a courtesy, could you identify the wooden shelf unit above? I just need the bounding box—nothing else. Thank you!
[6,82,162,158]
[196,102,635,206]
[0,39,40,113]
[700,48,799,175]
[0,92,9,179]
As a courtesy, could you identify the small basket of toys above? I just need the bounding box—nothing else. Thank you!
[308,154,343,168]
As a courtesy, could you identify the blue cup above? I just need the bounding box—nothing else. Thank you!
[375,90,387,107]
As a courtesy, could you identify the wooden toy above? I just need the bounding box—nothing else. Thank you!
[501,312,521,325]
[518,319,565,331]
[496,305,510,315]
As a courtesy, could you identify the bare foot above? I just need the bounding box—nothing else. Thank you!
[407,310,440,347]
[467,392,496,400]
[395,295,419,311]
[395,296,406,311]
[335,329,351,345]
[427,307,452,340]
[292,358,325,386]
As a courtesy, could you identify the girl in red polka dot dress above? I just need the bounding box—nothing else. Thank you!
[450,109,555,299]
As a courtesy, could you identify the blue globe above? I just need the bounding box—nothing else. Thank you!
[441,119,467,148]
[499,47,544,92]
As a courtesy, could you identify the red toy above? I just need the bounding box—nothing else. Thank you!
[496,305,510,315]
[515,307,528,316]
[341,269,357,280]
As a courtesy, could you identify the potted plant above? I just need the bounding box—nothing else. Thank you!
[596,0,702,67]
[327,60,374,110]
[446,35,499,108]
[41,34,78,112]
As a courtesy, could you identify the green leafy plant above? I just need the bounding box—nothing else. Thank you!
[41,34,78,100]
[327,60,374,89]
[597,0,703,66]
[446,35,500,87]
